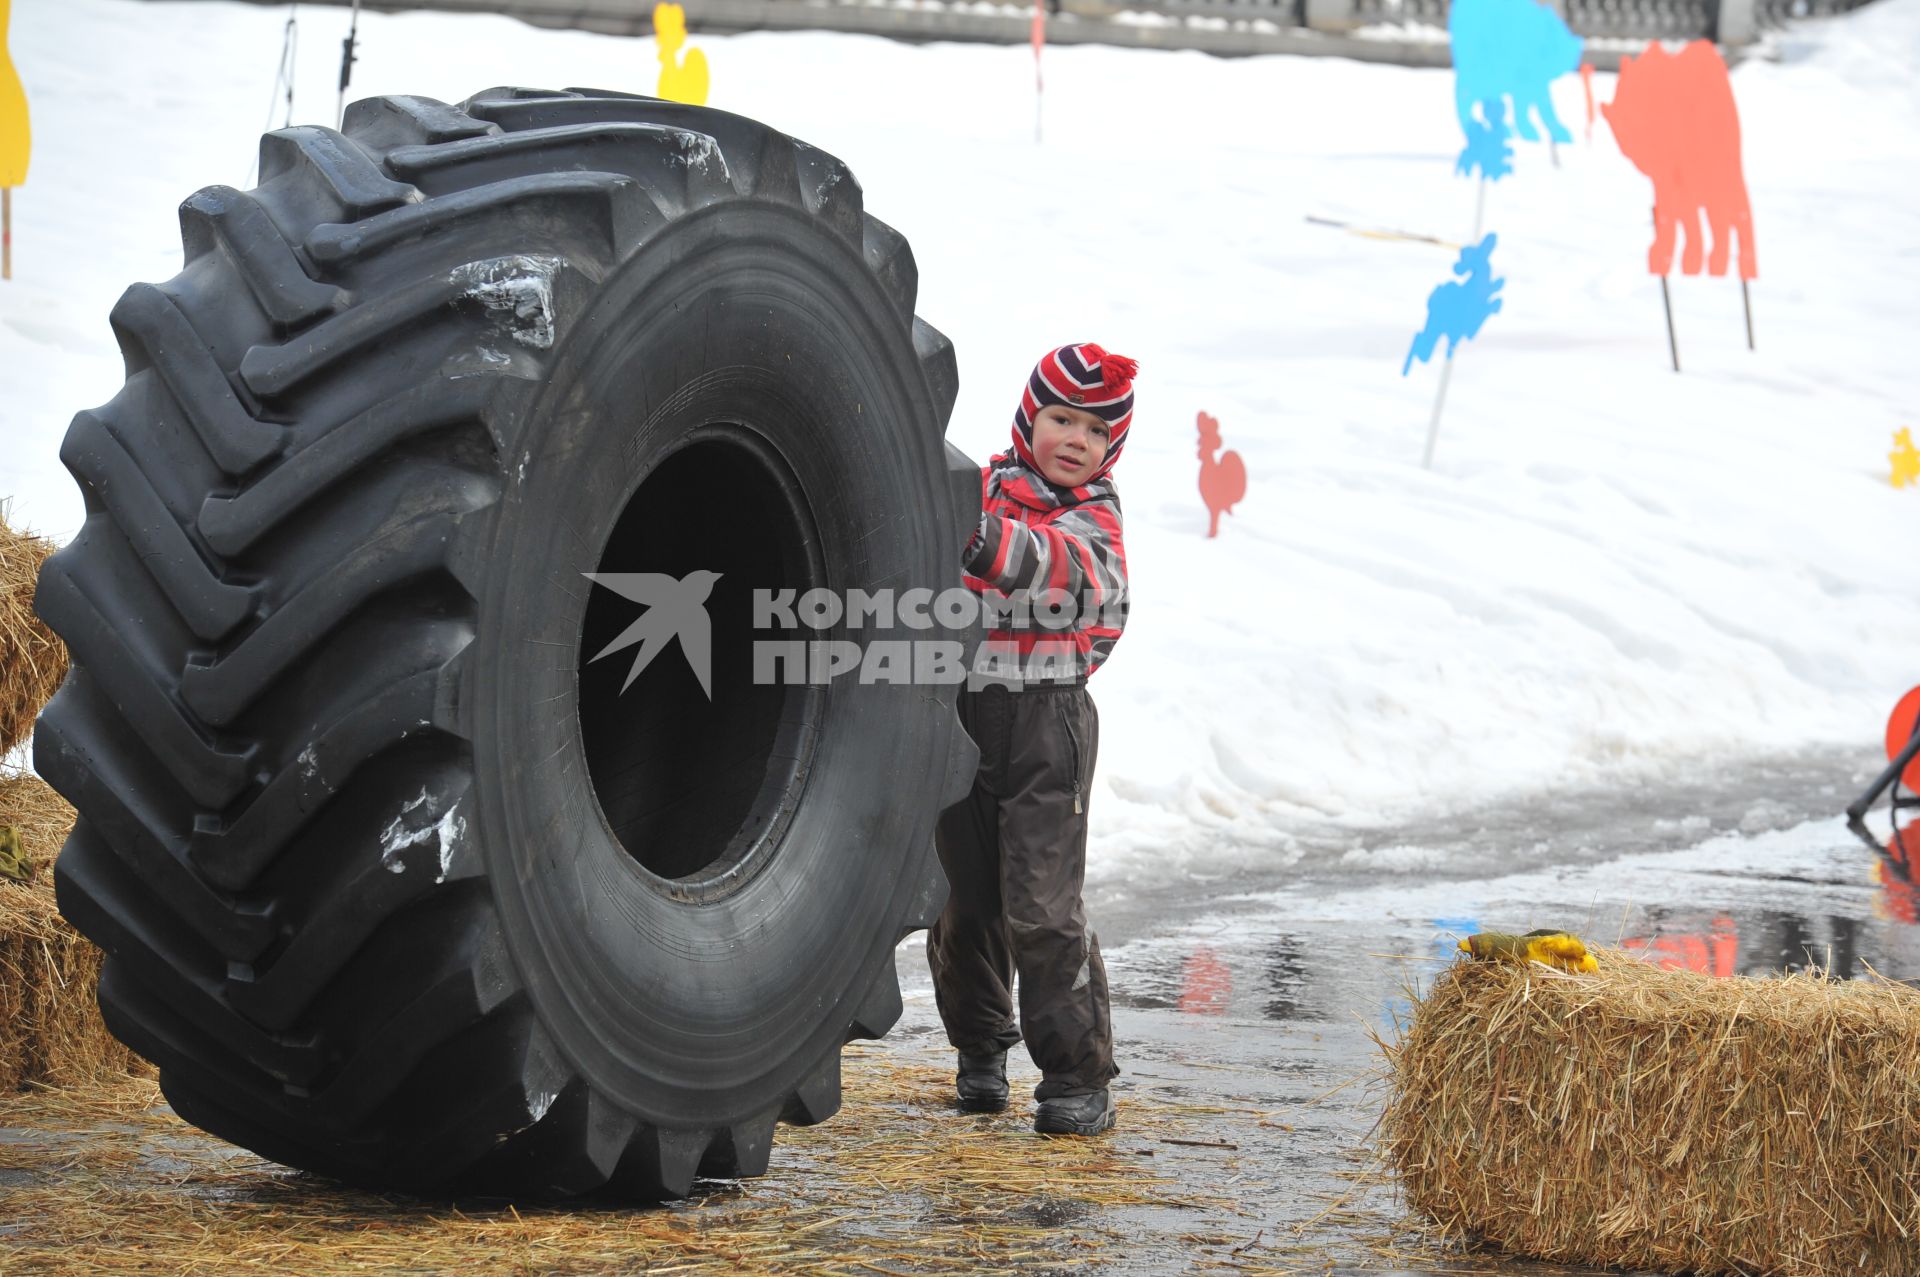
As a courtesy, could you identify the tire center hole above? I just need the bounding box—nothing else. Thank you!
[578,433,813,887]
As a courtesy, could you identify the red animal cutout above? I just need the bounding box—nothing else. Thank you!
[1602,40,1758,281]
[1197,412,1246,539]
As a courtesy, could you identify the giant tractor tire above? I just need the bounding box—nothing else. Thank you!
[34,88,982,1198]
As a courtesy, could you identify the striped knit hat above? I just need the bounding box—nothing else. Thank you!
[1011,343,1139,484]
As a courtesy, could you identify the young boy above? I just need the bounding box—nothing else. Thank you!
[929,342,1135,1136]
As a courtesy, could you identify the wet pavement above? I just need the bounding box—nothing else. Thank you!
[889,743,1920,1273]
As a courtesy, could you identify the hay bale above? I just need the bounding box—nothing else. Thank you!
[0,770,148,1090]
[1381,950,1920,1276]
[0,500,67,759]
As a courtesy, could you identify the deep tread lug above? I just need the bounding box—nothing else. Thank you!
[302,173,655,271]
[59,410,255,640]
[698,1107,778,1179]
[180,510,487,728]
[615,1126,709,1200]
[916,319,960,433]
[791,140,863,244]
[57,840,325,1087]
[187,666,446,892]
[36,688,274,961]
[34,549,256,809]
[257,126,421,221]
[382,124,730,213]
[178,186,346,333]
[341,94,499,152]
[862,213,918,318]
[198,375,515,557]
[238,263,579,400]
[108,284,286,475]
[780,1050,843,1127]
[847,961,903,1041]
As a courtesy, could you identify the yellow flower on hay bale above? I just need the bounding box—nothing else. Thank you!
[1457,928,1598,973]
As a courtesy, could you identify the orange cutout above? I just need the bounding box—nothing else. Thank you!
[1885,685,1920,790]
[1196,412,1246,539]
[1602,40,1757,280]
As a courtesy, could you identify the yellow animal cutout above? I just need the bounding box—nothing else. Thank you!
[1459,929,1599,974]
[654,4,709,106]
[1891,428,1919,490]
[0,0,29,188]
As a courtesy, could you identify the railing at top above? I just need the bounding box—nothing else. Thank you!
[208,0,1884,65]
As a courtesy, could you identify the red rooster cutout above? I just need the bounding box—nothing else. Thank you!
[1197,412,1246,539]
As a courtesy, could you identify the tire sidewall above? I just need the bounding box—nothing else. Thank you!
[469,200,958,1126]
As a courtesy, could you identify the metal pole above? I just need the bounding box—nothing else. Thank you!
[1741,277,1755,351]
[1032,0,1044,144]
[284,5,299,129]
[1422,355,1453,470]
[2,188,10,282]
[1660,275,1679,372]
[337,0,362,129]
[1424,176,1488,469]
[1846,726,1920,823]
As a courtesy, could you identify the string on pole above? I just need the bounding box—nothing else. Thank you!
[245,5,300,187]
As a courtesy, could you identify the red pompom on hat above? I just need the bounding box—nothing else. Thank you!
[1010,342,1139,484]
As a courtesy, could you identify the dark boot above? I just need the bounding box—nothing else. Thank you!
[955,1049,1009,1113]
[1034,1088,1115,1136]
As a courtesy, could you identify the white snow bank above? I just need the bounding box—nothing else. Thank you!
[1,0,1915,881]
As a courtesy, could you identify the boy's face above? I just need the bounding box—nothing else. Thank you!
[1031,404,1112,486]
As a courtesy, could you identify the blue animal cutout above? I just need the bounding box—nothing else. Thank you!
[1456,97,1515,182]
[1450,0,1582,149]
[1403,234,1504,376]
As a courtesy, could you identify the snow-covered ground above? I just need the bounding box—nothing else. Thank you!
[2,0,1916,882]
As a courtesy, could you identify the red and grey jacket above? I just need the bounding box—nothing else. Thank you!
[962,451,1129,684]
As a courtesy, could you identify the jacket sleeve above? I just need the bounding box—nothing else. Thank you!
[964,500,1130,671]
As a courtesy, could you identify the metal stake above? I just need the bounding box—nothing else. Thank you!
[1660,274,1680,373]
[1422,355,1454,470]
[337,0,363,129]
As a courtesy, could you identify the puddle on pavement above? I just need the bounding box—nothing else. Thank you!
[1106,815,1920,1028]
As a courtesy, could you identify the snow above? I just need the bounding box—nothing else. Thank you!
[450,255,561,349]
[2,0,1916,883]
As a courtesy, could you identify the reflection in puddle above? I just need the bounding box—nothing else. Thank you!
[1624,908,1890,978]
[1621,914,1740,976]
[1874,825,1917,924]
[1179,945,1232,1015]
[1111,820,1920,1029]
[1261,934,1323,1023]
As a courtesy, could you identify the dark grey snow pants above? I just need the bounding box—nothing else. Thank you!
[928,682,1116,1100]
